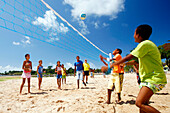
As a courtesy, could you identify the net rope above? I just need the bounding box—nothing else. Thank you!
[0,0,108,61]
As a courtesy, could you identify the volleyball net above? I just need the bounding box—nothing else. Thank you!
[0,0,108,61]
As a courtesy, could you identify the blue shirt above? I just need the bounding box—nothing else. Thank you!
[74,60,83,71]
[38,66,43,74]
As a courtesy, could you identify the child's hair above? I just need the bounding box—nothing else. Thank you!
[39,60,42,63]
[25,54,29,58]
[136,24,152,40]
[116,48,122,54]
[76,56,80,58]
[57,61,60,63]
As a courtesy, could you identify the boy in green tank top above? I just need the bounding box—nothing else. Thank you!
[101,24,167,113]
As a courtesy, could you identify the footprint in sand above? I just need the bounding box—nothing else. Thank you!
[98,97,104,99]
[56,100,64,103]
[31,105,36,108]
[57,106,62,112]
[76,99,80,101]
[98,100,104,103]
[20,100,27,102]
[31,100,34,104]
[28,96,34,98]
[7,108,11,111]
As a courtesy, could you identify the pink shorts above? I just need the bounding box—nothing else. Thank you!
[21,72,31,78]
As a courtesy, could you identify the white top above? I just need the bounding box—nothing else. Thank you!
[56,66,62,71]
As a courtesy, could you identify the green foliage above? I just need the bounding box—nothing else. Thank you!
[124,65,134,73]
[67,67,74,74]
[158,44,170,59]
[0,77,21,82]
[94,69,101,73]
[158,43,170,68]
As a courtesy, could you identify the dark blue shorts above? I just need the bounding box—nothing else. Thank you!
[136,73,141,84]
[56,74,62,79]
[37,73,43,78]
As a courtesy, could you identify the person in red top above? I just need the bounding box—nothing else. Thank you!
[100,48,122,104]
[20,54,32,94]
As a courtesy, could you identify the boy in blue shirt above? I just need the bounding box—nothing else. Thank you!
[74,56,86,89]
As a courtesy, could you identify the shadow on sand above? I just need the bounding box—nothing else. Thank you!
[117,100,136,105]
[22,92,48,95]
[30,92,48,95]
[81,87,96,89]
[117,98,154,105]
[63,88,75,91]
[155,93,169,95]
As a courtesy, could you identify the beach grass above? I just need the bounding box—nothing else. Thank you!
[0,76,21,81]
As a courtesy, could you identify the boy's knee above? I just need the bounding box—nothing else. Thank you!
[135,100,142,108]
[22,81,25,84]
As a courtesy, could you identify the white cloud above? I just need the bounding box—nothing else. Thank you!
[0,65,22,73]
[47,37,59,43]
[94,22,99,29]
[48,62,56,69]
[12,36,31,46]
[47,62,74,69]
[32,10,69,41]
[78,20,90,34]
[21,36,31,45]
[103,23,109,27]
[63,0,125,19]
[13,41,20,46]
[89,62,96,69]
[63,0,124,33]
[65,62,74,69]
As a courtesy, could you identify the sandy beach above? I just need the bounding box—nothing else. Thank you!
[0,73,169,113]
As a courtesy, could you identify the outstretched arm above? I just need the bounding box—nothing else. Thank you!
[125,60,137,66]
[55,66,57,73]
[110,54,134,68]
[99,55,108,66]
[101,54,134,72]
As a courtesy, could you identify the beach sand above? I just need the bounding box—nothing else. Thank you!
[0,73,169,113]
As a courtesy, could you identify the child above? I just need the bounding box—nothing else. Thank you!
[125,58,141,85]
[90,68,95,78]
[20,54,32,94]
[37,60,43,90]
[74,56,86,89]
[55,61,62,89]
[100,48,122,104]
[83,59,90,84]
[61,64,67,84]
[101,24,167,112]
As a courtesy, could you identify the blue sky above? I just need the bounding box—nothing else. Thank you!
[0,0,169,73]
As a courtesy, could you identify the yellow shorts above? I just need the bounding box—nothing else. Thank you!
[108,73,121,93]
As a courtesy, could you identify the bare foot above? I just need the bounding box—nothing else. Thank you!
[83,82,86,86]
[118,97,121,102]
[115,99,121,104]
[105,100,111,104]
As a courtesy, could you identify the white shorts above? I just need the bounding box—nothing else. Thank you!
[76,70,83,80]
[21,72,31,78]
